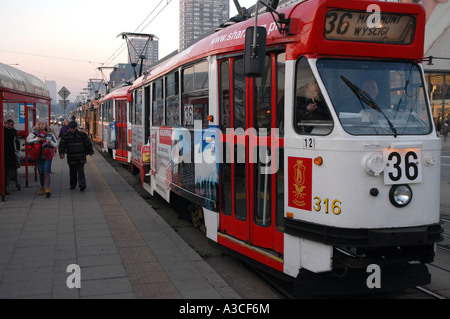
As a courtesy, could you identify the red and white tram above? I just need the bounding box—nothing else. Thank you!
[99,85,132,163]
[110,0,444,294]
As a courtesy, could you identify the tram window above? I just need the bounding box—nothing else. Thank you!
[235,158,247,220]
[254,146,271,227]
[234,57,248,221]
[294,58,333,135]
[152,80,164,126]
[166,72,179,97]
[109,101,114,122]
[166,97,180,127]
[234,58,245,130]
[130,91,136,124]
[116,102,121,123]
[220,60,231,129]
[105,102,110,122]
[98,104,102,122]
[276,53,285,137]
[221,142,233,216]
[194,61,209,91]
[154,79,163,100]
[129,93,134,124]
[317,59,432,136]
[182,61,209,128]
[183,67,194,93]
[166,72,180,128]
[254,56,272,134]
[135,88,143,125]
[144,85,150,138]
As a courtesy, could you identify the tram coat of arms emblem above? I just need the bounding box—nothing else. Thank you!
[288,157,312,211]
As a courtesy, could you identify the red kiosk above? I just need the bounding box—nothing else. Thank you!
[0,62,52,201]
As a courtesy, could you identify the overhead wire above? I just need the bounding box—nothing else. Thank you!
[100,0,172,69]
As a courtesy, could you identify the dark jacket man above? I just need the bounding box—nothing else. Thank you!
[4,119,17,189]
[4,120,17,168]
[58,121,93,191]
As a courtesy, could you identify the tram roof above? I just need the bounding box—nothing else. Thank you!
[0,62,50,100]
[100,85,131,102]
[131,0,425,90]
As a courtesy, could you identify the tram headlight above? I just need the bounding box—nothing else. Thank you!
[389,185,413,207]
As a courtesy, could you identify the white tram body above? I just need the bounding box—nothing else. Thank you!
[117,0,443,292]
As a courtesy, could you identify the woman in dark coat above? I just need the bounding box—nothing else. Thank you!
[4,119,17,192]
[58,119,70,138]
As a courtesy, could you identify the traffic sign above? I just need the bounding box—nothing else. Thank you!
[58,87,71,99]
[59,99,69,110]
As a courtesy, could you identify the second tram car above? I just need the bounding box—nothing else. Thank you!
[99,85,132,163]
[90,0,443,294]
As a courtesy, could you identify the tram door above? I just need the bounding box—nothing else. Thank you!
[219,53,285,253]
[116,100,127,158]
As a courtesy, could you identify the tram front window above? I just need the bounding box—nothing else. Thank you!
[317,59,432,136]
[294,58,333,135]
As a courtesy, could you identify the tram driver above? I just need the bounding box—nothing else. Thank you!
[295,79,331,134]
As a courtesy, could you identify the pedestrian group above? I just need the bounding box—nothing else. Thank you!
[3,118,93,198]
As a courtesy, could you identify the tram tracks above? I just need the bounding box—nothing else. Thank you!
[415,286,446,299]
[414,217,450,299]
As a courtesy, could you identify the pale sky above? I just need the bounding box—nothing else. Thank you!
[0,0,256,102]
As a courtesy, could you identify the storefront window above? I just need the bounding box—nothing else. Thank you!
[425,73,449,132]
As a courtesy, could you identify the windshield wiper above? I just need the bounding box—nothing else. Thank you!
[341,76,398,137]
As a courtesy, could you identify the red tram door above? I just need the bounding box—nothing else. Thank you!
[115,100,127,159]
[219,54,285,255]
[219,57,249,242]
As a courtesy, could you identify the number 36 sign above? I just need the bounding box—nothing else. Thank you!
[383,149,422,185]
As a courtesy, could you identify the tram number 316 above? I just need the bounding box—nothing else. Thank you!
[314,197,342,215]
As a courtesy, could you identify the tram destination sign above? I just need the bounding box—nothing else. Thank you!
[324,9,416,44]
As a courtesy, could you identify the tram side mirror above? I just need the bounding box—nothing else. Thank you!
[244,26,267,77]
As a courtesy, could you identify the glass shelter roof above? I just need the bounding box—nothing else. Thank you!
[0,62,50,99]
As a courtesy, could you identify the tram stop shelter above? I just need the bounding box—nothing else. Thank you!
[0,62,52,201]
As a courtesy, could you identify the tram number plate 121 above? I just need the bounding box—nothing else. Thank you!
[383,149,422,185]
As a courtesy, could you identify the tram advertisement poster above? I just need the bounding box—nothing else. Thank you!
[151,132,157,175]
[194,126,219,210]
[132,125,143,162]
[158,126,173,191]
[108,122,116,149]
[142,144,150,164]
[288,157,313,211]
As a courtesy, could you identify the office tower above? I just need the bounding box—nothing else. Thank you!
[179,0,230,50]
[128,37,159,66]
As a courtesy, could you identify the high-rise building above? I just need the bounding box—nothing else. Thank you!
[44,80,57,104]
[128,38,159,66]
[179,0,230,50]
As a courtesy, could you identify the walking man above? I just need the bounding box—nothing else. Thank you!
[58,121,94,191]
[4,119,17,194]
